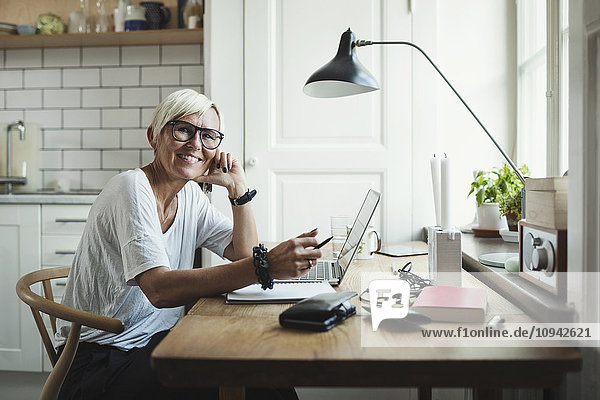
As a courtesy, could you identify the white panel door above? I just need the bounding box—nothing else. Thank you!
[0,205,41,371]
[244,0,413,242]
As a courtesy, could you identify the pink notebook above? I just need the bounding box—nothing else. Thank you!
[411,286,487,323]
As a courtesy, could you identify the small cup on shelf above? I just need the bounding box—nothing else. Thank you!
[187,15,201,29]
[17,24,37,35]
[124,5,148,31]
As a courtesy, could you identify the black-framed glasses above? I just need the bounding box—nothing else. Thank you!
[167,120,224,150]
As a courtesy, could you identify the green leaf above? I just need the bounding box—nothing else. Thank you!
[476,190,484,207]
[468,162,528,205]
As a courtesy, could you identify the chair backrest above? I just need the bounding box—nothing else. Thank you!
[16,267,124,400]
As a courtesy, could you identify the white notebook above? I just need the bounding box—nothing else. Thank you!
[226,281,335,304]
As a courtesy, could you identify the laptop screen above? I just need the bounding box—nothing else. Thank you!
[337,189,381,273]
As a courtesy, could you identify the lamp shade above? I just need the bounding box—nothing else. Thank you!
[303,28,380,98]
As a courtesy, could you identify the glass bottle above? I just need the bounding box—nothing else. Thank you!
[115,0,131,32]
[68,1,87,33]
[93,0,111,32]
[183,0,203,29]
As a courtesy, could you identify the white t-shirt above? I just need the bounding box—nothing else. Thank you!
[55,169,233,350]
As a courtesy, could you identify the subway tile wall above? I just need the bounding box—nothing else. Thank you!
[0,44,203,191]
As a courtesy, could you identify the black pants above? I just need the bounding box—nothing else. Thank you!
[58,330,298,400]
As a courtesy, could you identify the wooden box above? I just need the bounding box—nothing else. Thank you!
[525,177,568,229]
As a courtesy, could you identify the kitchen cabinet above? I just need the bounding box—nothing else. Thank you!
[0,204,41,372]
[40,204,91,372]
[0,202,91,372]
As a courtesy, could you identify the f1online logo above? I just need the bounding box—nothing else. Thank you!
[369,280,410,331]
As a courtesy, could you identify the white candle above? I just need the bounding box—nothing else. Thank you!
[430,156,441,226]
[22,161,27,178]
[440,156,451,229]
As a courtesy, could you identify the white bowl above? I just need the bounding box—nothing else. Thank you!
[499,228,519,243]
[17,24,37,35]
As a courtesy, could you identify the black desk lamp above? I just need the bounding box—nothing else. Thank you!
[303,28,526,187]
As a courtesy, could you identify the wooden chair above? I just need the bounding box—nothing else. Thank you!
[16,267,124,400]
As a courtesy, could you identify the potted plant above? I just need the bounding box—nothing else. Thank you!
[468,163,528,231]
[498,191,522,231]
[497,164,529,231]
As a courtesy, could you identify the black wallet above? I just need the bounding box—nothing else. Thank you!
[279,292,357,331]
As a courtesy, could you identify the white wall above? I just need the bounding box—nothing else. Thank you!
[412,0,517,235]
[0,45,203,192]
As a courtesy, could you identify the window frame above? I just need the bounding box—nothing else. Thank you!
[516,0,568,177]
[547,0,561,176]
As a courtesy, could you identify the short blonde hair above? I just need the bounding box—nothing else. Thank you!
[149,89,222,141]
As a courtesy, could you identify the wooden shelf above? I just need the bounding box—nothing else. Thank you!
[0,28,203,49]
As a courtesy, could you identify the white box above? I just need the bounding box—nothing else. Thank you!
[525,177,568,230]
[427,226,462,287]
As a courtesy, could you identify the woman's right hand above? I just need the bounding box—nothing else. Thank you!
[267,230,322,279]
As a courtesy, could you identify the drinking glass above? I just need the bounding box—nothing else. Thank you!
[330,215,351,258]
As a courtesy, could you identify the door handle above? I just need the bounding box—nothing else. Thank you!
[55,218,87,223]
[55,250,76,255]
[247,157,258,167]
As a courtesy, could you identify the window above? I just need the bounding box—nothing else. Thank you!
[559,0,569,175]
[516,0,568,177]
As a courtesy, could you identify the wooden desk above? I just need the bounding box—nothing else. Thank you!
[151,243,581,400]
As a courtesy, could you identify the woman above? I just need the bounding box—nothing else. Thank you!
[56,89,321,400]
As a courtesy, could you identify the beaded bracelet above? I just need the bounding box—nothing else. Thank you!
[253,244,273,290]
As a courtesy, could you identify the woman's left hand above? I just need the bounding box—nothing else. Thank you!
[194,150,248,197]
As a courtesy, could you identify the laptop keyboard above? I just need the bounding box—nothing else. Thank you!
[295,260,332,281]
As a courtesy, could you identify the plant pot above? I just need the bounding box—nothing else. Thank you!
[505,212,519,231]
[476,203,508,230]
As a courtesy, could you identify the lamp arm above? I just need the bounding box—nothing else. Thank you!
[356,40,525,185]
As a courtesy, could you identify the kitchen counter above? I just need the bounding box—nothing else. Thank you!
[0,192,98,204]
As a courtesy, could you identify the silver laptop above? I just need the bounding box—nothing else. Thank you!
[288,189,381,286]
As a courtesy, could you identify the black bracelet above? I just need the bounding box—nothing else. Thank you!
[229,189,257,206]
[253,244,273,290]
